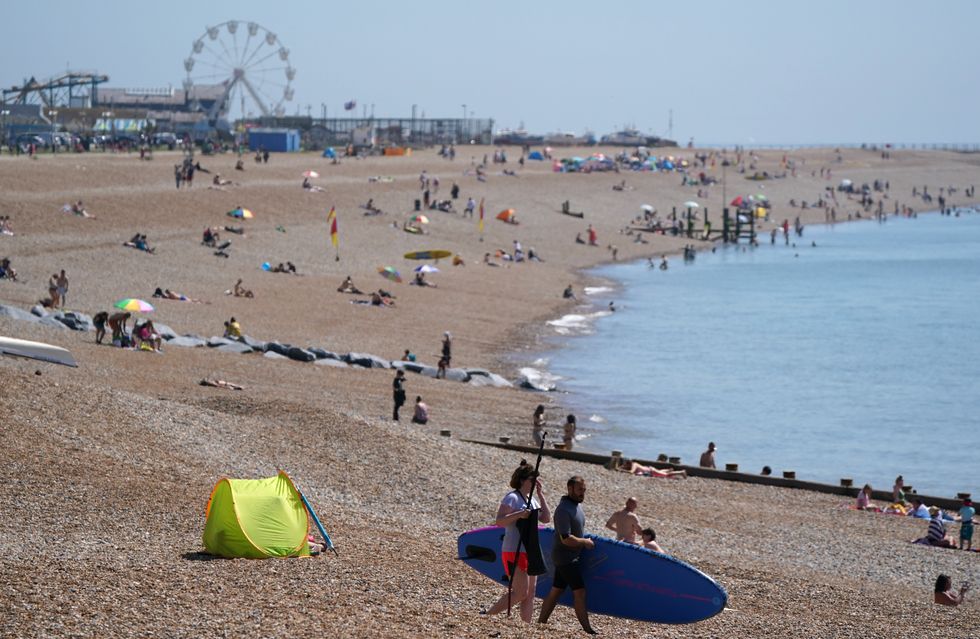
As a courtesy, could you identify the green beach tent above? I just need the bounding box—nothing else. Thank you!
[203,471,311,558]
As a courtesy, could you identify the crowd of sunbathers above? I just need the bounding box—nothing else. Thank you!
[92,311,162,352]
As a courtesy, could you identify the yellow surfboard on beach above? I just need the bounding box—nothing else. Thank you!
[404,250,452,260]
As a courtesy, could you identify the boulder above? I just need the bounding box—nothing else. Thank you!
[53,311,94,332]
[263,351,288,360]
[393,361,425,374]
[153,322,178,340]
[240,334,267,350]
[314,358,349,368]
[30,305,49,318]
[207,336,235,347]
[286,347,315,363]
[442,368,469,383]
[216,342,255,354]
[38,316,68,330]
[168,335,207,348]
[344,352,392,369]
[0,304,40,323]
[264,341,292,357]
[308,347,343,361]
[468,373,513,388]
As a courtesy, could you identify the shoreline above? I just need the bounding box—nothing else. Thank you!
[533,209,980,499]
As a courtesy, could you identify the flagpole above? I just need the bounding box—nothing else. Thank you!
[478,197,485,243]
[328,206,340,262]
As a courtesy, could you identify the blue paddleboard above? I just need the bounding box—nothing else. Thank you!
[457,526,727,624]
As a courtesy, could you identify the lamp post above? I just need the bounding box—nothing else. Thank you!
[0,109,9,149]
[461,103,466,143]
[48,109,58,153]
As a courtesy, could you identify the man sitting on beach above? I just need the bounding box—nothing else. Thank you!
[337,276,363,294]
[0,258,17,281]
[699,442,717,469]
[640,528,665,553]
[605,497,642,543]
[232,279,254,298]
[411,396,429,424]
[224,317,242,339]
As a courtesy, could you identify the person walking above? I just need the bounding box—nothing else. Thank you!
[538,476,597,635]
[485,460,551,623]
[436,332,452,379]
[562,414,577,451]
[392,369,407,421]
[532,405,546,447]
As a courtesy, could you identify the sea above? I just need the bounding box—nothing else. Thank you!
[534,211,980,498]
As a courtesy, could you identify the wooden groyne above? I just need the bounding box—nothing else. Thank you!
[460,439,969,511]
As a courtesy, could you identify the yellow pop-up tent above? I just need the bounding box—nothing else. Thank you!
[203,471,310,558]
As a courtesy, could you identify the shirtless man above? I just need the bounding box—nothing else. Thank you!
[55,270,69,309]
[699,442,717,469]
[605,497,642,543]
[107,312,131,344]
[639,528,665,554]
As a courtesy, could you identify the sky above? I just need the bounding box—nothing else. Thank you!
[2,0,979,145]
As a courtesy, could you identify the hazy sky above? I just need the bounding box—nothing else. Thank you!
[3,0,979,144]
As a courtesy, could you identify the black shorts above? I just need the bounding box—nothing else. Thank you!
[552,560,585,591]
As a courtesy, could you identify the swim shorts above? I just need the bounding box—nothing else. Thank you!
[501,551,527,578]
[960,522,974,541]
[552,560,586,591]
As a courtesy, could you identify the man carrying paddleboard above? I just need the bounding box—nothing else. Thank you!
[538,476,597,635]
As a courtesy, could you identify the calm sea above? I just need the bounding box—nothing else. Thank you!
[542,212,980,498]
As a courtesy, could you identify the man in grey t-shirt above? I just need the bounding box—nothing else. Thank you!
[538,476,597,635]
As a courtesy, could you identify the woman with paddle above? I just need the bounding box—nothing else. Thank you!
[485,460,551,623]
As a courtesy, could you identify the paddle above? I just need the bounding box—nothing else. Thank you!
[298,489,339,557]
[507,431,547,616]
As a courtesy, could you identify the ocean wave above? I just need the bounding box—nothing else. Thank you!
[518,367,561,392]
[584,286,613,296]
[547,309,612,335]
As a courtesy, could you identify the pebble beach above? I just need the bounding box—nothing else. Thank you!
[1,146,978,638]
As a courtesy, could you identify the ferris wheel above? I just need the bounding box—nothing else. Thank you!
[183,20,295,122]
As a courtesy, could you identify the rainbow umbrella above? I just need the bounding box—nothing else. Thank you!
[378,266,402,283]
[228,207,254,219]
[114,298,154,313]
[409,214,430,225]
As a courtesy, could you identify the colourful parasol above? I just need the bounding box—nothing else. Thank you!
[378,266,402,283]
[114,298,154,313]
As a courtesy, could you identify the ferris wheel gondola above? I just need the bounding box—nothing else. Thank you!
[183,20,295,123]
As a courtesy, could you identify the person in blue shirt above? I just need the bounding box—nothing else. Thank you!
[538,476,597,635]
[958,498,975,551]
